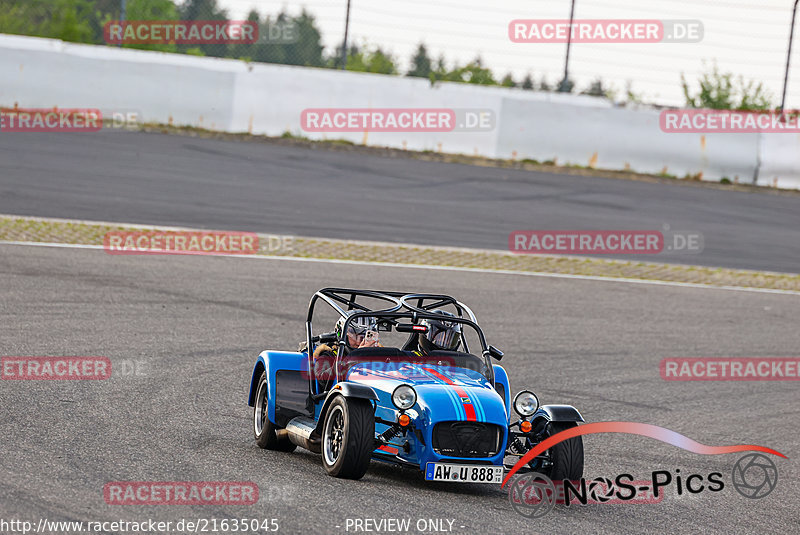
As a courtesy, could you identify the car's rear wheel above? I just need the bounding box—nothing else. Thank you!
[547,422,584,481]
[254,372,296,452]
[321,395,374,479]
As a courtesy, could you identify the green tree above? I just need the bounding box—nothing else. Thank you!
[440,57,496,85]
[179,0,226,21]
[407,43,432,78]
[582,78,607,98]
[0,0,99,43]
[346,46,397,74]
[456,57,496,85]
[500,73,516,88]
[178,0,227,56]
[0,0,127,44]
[94,0,122,16]
[428,55,448,84]
[279,10,324,67]
[90,0,122,43]
[227,9,325,65]
[123,0,179,52]
[229,9,261,61]
[521,73,534,90]
[46,0,97,43]
[681,63,772,111]
[0,0,52,36]
[127,0,179,21]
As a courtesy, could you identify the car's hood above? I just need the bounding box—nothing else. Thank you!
[346,362,507,424]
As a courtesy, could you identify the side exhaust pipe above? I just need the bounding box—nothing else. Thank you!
[284,416,321,453]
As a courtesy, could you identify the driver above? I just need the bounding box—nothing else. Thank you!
[417,310,462,354]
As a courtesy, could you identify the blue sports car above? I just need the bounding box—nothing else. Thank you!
[247,288,585,483]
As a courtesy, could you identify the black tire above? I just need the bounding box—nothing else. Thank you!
[321,395,375,479]
[547,422,584,481]
[253,372,296,452]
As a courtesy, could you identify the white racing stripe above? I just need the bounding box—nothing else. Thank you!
[1,239,799,297]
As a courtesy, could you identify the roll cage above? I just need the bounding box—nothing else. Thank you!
[305,288,498,397]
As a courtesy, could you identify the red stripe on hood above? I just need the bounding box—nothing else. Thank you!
[423,367,477,421]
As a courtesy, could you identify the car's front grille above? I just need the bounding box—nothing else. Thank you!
[432,421,502,458]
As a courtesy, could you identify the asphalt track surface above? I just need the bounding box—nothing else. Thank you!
[1,243,798,535]
[1,131,799,273]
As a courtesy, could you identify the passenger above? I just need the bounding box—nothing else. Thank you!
[313,312,380,391]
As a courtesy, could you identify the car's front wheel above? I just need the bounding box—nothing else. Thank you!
[547,422,584,481]
[321,395,374,479]
[253,372,296,452]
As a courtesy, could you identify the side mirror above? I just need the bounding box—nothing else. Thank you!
[486,345,504,360]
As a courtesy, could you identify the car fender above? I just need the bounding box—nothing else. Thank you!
[313,382,379,436]
[247,350,310,428]
[247,354,269,407]
[533,404,585,424]
[492,364,511,414]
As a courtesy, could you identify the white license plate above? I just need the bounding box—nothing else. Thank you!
[425,463,504,483]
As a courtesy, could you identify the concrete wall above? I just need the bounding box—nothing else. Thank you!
[1,34,797,189]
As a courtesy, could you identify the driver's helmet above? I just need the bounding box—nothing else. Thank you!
[336,311,378,348]
[418,310,462,353]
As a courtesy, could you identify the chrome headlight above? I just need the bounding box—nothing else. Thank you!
[392,385,417,410]
[513,390,539,417]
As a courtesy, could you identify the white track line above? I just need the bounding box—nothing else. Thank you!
[1,240,798,297]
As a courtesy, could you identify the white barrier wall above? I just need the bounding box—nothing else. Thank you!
[0,34,240,130]
[1,34,797,189]
[496,97,761,181]
[229,64,504,156]
[759,133,800,187]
